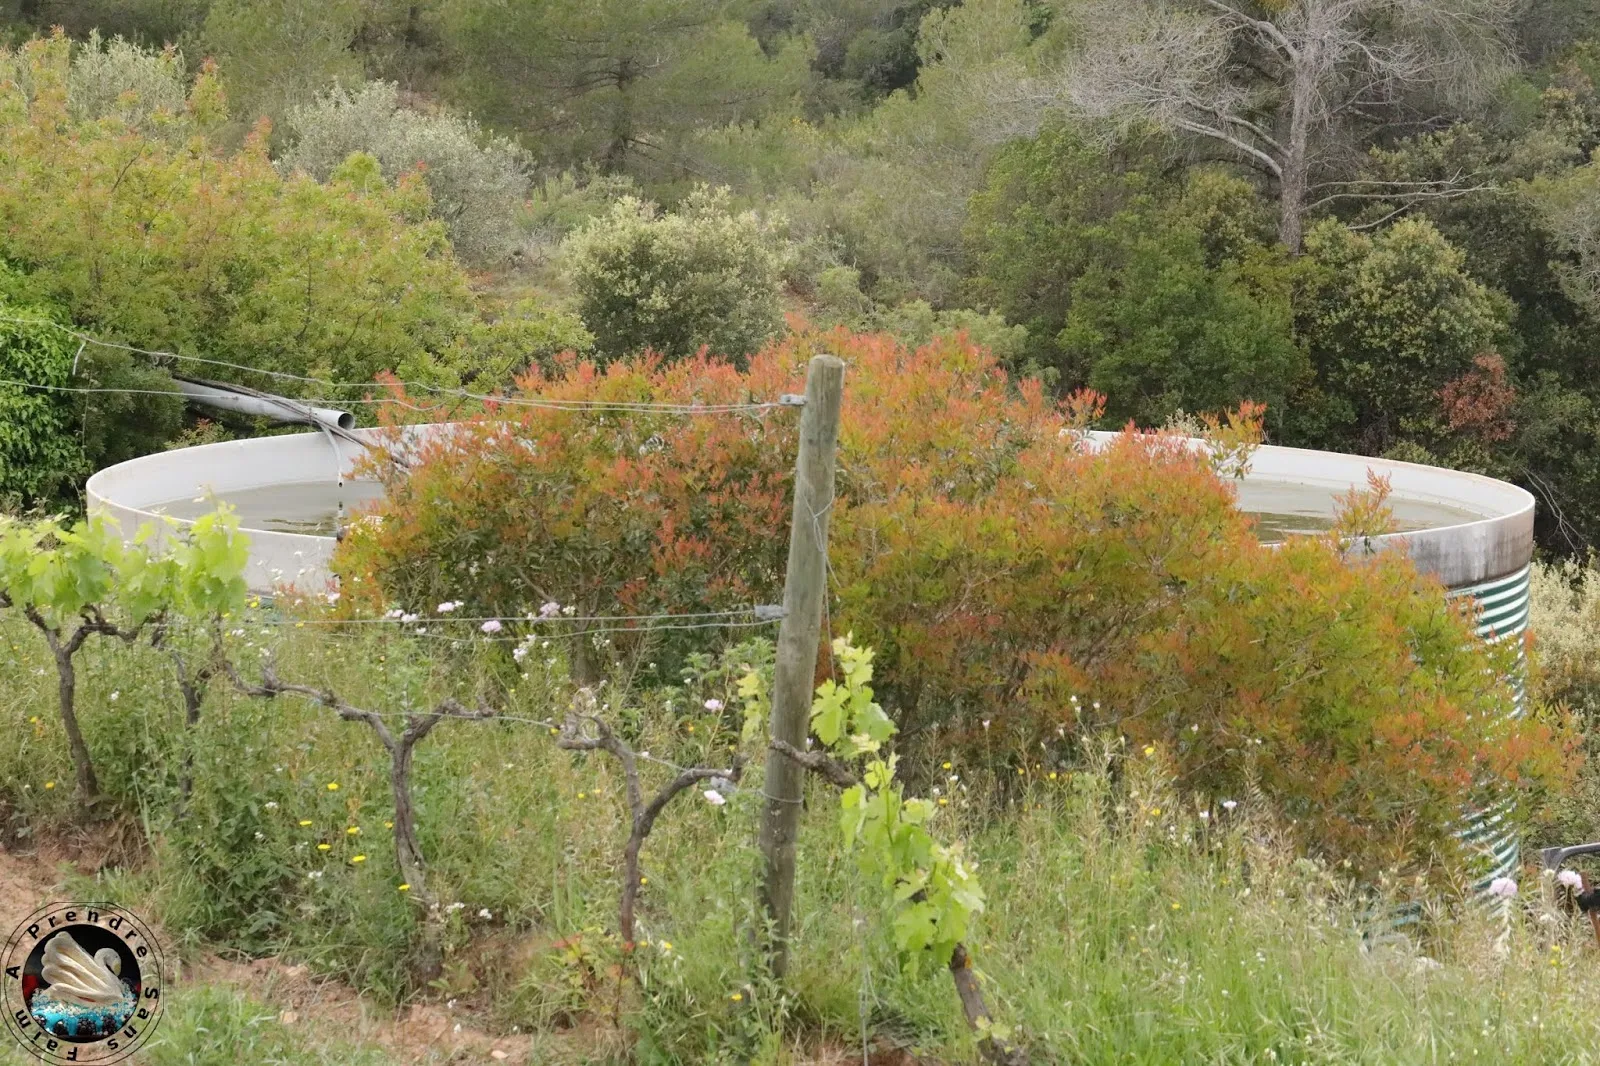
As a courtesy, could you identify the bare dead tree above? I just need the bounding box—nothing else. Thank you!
[227,659,497,983]
[556,693,744,951]
[988,0,1517,252]
[0,591,151,807]
[768,739,1029,1066]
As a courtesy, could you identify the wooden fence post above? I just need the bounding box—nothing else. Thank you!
[758,353,845,977]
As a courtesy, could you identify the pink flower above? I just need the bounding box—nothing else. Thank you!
[704,698,725,712]
[1488,876,1518,899]
[539,601,562,619]
[1558,870,1583,891]
[437,601,462,614]
[481,620,503,634]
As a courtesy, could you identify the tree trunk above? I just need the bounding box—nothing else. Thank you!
[570,627,601,685]
[176,664,208,802]
[1277,54,1315,255]
[603,59,636,173]
[949,943,1029,1066]
[53,648,100,806]
[390,741,442,983]
[619,826,644,947]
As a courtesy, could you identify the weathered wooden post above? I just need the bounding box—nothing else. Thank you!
[758,353,844,976]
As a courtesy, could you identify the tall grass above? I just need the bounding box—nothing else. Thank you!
[2,611,1599,1063]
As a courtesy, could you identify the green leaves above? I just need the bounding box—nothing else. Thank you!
[810,635,896,755]
[0,295,89,510]
[0,510,249,630]
[811,636,984,974]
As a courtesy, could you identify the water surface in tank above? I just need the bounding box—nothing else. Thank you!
[147,481,386,535]
[144,477,1491,541]
[1237,479,1487,543]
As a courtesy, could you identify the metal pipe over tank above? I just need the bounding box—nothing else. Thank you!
[175,376,355,432]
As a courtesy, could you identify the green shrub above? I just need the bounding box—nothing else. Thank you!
[64,31,187,133]
[811,264,1030,366]
[0,34,480,394]
[1291,216,1513,453]
[336,327,1566,879]
[0,297,89,509]
[281,81,532,265]
[560,185,789,364]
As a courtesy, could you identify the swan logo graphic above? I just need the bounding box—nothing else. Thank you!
[1,904,164,1063]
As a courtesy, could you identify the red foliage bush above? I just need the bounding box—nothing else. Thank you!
[334,328,1569,877]
[1440,352,1518,444]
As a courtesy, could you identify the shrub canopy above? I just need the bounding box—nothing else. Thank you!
[0,33,479,392]
[335,329,1568,878]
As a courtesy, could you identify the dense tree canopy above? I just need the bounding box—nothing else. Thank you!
[4,3,1600,552]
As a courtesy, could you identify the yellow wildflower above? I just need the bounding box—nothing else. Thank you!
[299,820,313,827]
[346,826,361,836]
[351,855,367,864]
[43,781,54,790]
[659,940,673,952]
[398,884,410,892]
[941,761,952,770]
[317,843,332,851]
[326,782,340,791]
[730,992,743,1002]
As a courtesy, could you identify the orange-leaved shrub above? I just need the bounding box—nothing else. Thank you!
[334,328,1571,878]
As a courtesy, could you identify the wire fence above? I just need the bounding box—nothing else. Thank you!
[1,310,822,806]
[0,313,801,416]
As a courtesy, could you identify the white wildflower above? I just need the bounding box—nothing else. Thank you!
[481,619,504,634]
[437,601,462,613]
[1488,877,1518,899]
[1558,870,1583,891]
[704,698,725,712]
[703,790,727,807]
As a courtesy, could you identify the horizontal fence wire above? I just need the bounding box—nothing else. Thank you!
[265,608,782,627]
[0,312,811,805]
[0,315,798,415]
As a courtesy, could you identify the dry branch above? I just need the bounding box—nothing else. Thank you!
[556,697,743,949]
[226,658,496,981]
[17,601,152,805]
